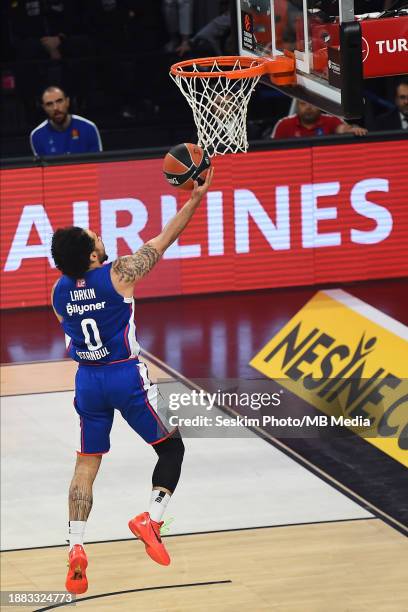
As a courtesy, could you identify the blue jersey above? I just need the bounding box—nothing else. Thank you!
[53,263,140,364]
[30,114,102,156]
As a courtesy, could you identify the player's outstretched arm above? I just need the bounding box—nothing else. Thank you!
[112,244,161,285]
[111,167,214,287]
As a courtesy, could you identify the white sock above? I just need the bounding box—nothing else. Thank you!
[149,490,171,523]
[68,521,86,550]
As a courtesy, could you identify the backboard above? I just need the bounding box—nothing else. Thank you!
[235,0,365,118]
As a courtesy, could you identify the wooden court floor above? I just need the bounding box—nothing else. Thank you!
[2,359,408,611]
[0,357,171,397]
[2,519,408,612]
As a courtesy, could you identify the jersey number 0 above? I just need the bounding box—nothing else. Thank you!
[81,318,103,351]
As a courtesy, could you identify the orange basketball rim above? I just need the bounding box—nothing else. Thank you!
[170,54,296,87]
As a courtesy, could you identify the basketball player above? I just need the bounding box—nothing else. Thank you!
[51,167,214,594]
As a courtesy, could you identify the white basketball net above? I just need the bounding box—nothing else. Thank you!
[170,58,262,156]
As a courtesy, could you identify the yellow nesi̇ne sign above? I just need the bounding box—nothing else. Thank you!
[250,289,408,467]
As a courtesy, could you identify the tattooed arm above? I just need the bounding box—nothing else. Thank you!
[112,243,161,285]
[111,167,214,291]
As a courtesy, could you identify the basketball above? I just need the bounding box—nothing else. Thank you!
[163,143,211,190]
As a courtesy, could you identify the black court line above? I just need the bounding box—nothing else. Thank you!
[1,516,377,553]
[144,350,408,538]
[33,580,232,611]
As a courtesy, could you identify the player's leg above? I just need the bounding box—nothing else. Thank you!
[150,430,185,522]
[68,453,102,544]
[66,366,114,594]
[66,454,102,595]
[128,430,185,565]
[113,359,184,565]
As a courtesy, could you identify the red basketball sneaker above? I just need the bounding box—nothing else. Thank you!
[65,544,88,594]
[128,512,170,566]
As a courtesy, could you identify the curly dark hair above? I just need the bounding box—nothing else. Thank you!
[51,227,95,278]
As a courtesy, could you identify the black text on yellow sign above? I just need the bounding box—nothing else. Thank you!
[250,290,408,467]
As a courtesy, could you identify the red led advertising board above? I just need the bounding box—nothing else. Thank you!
[361,16,408,78]
[1,140,407,309]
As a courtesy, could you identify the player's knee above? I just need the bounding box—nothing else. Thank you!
[154,433,185,465]
[152,433,185,492]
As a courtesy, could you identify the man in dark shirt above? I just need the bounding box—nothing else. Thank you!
[375,80,408,132]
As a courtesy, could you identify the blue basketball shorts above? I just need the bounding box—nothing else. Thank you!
[74,359,174,455]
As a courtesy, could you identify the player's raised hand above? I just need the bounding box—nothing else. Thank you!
[191,166,214,202]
